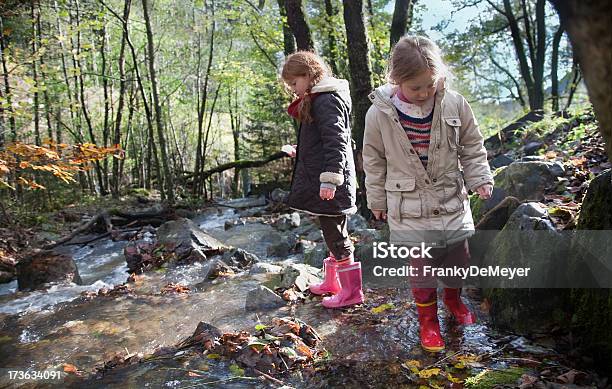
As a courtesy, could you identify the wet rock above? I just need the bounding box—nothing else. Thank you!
[521,155,545,162]
[249,263,283,275]
[279,263,321,292]
[348,214,369,233]
[490,154,515,169]
[305,229,323,241]
[266,233,297,257]
[273,212,301,231]
[16,250,82,290]
[269,188,289,203]
[224,219,246,230]
[237,205,267,218]
[304,242,328,268]
[157,218,226,262]
[178,322,222,350]
[222,248,259,269]
[475,196,522,231]
[219,196,267,209]
[0,255,16,284]
[294,218,318,236]
[205,259,234,279]
[523,141,544,155]
[245,285,286,311]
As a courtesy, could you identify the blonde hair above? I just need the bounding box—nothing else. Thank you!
[387,35,450,85]
[281,51,332,123]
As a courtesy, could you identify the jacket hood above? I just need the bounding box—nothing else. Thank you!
[369,80,448,114]
[311,76,352,110]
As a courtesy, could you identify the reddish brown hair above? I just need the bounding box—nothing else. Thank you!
[281,51,331,123]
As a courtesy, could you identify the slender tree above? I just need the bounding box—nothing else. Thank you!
[142,0,175,203]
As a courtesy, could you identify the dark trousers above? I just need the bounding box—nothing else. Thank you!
[318,215,354,260]
[409,239,471,293]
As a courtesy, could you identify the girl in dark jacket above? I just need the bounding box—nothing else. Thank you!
[281,51,363,308]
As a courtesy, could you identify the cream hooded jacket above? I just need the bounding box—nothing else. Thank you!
[362,83,493,247]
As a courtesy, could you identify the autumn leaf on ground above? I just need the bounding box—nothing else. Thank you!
[63,363,80,374]
[371,303,395,314]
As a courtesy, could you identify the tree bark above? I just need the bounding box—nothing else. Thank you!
[31,0,41,146]
[0,16,17,142]
[71,0,106,194]
[284,0,314,51]
[323,0,339,75]
[111,0,132,197]
[502,0,540,111]
[276,0,296,55]
[194,0,215,195]
[342,0,372,216]
[550,22,564,112]
[390,0,415,49]
[550,0,612,160]
[142,0,175,204]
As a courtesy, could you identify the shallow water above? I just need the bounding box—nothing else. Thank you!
[0,204,520,388]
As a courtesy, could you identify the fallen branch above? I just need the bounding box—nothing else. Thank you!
[184,151,288,182]
[43,211,112,249]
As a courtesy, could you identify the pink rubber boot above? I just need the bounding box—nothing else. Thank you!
[322,260,364,308]
[309,256,341,295]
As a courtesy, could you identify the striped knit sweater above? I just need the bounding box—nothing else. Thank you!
[395,107,434,168]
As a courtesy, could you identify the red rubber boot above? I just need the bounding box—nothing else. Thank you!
[443,288,476,325]
[321,260,364,308]
[416,301,445,352]
[309,256,341,295]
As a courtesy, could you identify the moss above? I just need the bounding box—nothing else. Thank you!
[470,194,485,224]
[128,187,151,197]
[465,367,529,389]
[569,289,612,373]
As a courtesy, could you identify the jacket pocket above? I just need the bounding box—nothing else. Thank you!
[385,177,422,218]
[444,117,463,151]
[441,173,466,214]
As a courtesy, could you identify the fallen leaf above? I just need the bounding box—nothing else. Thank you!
[371,303,395,314]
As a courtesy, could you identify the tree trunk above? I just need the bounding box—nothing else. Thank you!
[71,0,106,194]
[390,0,415,49]
[565,58,581,110]
[0,16,17,142]
[100,19,111,193]
[53,0,81,144]
[503,0,539,111]
[323,0,339,75]
[142,0,175,204]
[194,0,215,195]
[284,0,314,51]
[342,0,372,216]
[111,0,132,197]
[277,0,296,55]
[550,0,612,161]
[31,0,41,146]
[550,22,564,112]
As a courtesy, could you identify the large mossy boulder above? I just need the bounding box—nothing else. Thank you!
[567,169,612,373]
[481,203,571,333]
